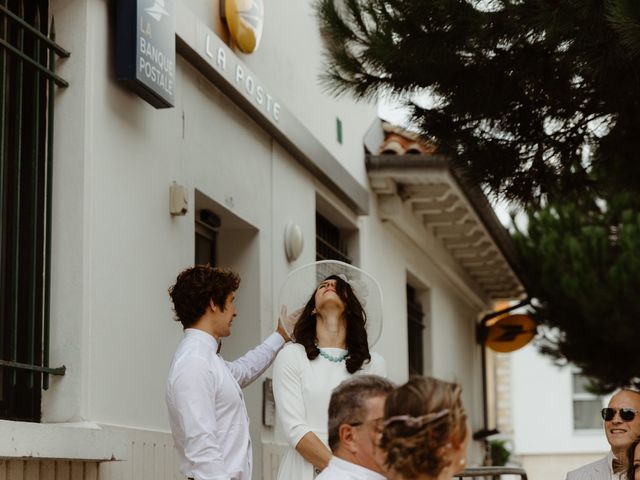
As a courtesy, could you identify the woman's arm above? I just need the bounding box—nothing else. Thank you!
[273,346,328,466]
[295,432,332,471]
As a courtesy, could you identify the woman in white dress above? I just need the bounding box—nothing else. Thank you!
[272,264,386,480]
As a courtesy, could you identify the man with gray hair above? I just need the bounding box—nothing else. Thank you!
[316,375,394,480]
[566,388,640,480]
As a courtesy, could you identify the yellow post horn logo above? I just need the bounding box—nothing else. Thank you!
[224,0,264,54]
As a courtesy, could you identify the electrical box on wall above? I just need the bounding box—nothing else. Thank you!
[170,182,188,216]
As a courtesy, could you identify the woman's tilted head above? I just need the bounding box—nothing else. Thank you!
[381,376,469,479]
[293,274,370,373]
[278,260,383,346]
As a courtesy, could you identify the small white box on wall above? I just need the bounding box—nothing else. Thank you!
[170,182,188,216]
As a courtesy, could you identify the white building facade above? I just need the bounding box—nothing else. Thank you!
[0,1,523,478]
[508,345,610,480]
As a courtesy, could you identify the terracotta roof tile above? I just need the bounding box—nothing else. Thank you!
[379,122,436,155]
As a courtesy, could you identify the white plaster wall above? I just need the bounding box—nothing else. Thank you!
[44,0,356,461]
[359,199,486,464]
[35,1,491,477]
[184,0,376,185]
[42,2,302,476]
[248,0,376,185]
[511,345,609,455]
[44,0,94,425]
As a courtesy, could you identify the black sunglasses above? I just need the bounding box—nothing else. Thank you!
[601,407,639,422]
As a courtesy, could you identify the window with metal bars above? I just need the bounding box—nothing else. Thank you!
[407,285,425,375]
[0,0,68,422]
[315,213,351,264]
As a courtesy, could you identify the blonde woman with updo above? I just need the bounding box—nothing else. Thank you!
[381,376,470,480]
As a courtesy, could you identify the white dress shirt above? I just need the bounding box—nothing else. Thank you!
[166,329,285,480]
[316,457,386,480]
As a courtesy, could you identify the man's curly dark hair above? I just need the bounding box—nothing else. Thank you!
[168,265,240,329]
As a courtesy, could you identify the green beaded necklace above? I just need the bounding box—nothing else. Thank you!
[318,348,348,363]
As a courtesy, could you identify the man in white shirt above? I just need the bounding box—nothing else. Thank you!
[566,389,640,480]
[166,266,289,480]
[316,375,394,480]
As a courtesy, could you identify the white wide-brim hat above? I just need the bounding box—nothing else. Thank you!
[277,260,383,347]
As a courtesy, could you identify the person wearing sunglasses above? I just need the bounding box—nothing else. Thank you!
[567,389,640,480]
[315,375,394,479]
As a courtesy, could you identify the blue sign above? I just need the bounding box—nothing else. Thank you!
[117,0,175,108]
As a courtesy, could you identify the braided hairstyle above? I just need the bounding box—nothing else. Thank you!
[381,376,468,479]
[293,275,371,374]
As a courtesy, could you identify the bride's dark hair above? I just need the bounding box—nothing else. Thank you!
[293,275,371,373]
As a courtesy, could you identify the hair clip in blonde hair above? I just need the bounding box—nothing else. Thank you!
[383,408,450,428]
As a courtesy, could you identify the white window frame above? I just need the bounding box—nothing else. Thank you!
[572,371,606,432]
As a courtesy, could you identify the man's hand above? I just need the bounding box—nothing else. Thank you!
[276,306,302,342]
[276,319,291,342]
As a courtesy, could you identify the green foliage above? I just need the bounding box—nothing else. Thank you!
[317,0,640,392]
[316,0,640,206]
[512,193,640,391]
[608,0,640,58]
[489,439,511,467]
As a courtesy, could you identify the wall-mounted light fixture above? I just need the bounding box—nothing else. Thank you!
[284,222,304,262]
[170,182,188,216]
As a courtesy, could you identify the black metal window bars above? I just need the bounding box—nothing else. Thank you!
[0,0,68,421]
[316,213,352,264]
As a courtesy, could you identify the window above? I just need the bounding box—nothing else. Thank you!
[315,213,351,263]
[0,0,69,421]
[573,373,605,430]
[195,209,219,266]
[407,285,424,375]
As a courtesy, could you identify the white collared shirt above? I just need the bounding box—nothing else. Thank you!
[316,456,387,480]
[166,329,284,480]
[608,451,622,480]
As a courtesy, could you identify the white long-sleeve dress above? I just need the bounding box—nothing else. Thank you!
[272,343,387,480]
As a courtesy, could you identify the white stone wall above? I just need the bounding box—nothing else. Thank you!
[511,345,608,455]
[0,0,499,478]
